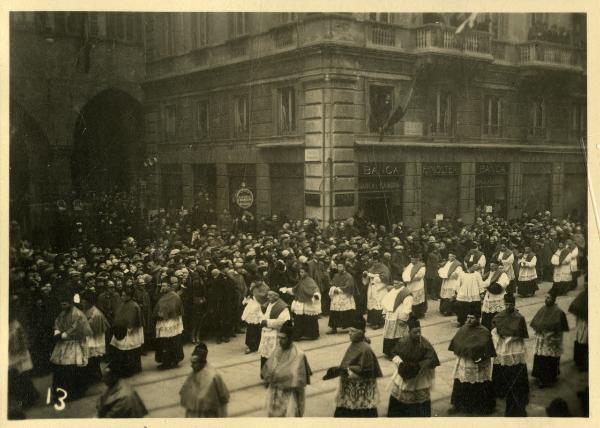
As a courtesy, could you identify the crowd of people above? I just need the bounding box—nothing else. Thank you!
[7,195,588,418]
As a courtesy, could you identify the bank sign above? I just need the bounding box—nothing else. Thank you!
[235,187,254,209]
[359,163,405,176]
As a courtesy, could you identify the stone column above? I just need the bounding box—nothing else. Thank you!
[507,162,522,219]
[182,163,193,210]
[256,163,271,217]
[459,162,476,224]
[302,73,359,226]
[216,163,228,215]
[552,161,564,217]
[403,162,421,228]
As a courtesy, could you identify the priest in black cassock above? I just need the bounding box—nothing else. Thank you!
[491,293,529,416]
[531,291,569,388]
[387,315,440,417]
[448,312,496,415]
[330,316,383,417]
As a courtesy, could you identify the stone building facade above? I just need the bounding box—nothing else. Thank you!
[143,12,587,227]
[10,12,146,231]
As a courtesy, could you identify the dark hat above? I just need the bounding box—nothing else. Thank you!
[192,343,208,363]
[503,292,516,304]
[351,315,366,331]
[280,320,294,338]
[407,315,421,330]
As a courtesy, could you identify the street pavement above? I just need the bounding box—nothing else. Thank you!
[25,278,588,418]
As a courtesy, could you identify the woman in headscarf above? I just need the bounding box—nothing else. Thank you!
[154,277,185,370]
[110,287,144,377]
[262,321,312,417]
[50,290,93,402]
[179,343,230,417]
[331,316,383,417]
[280,264,321,341]
[241,280,269,354]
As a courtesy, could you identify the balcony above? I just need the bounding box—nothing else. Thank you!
[518,41,585,72]
[146,15,585,80]
[415,24,493,59]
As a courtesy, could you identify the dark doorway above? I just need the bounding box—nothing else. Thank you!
[71,89,143,195]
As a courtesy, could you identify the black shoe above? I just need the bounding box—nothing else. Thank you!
[222,337,230,343]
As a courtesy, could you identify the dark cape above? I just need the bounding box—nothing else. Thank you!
[96,379,148,418]
[569,290,587,321]
[153,291,183,321]
[393,336,440,380]
[449,324,497,361]
[292,276,320,304]
[530,304,569,333]
[340,340,383,378]
[492,310,529,338]
[114,300,143,329]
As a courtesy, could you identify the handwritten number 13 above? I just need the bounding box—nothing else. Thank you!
[46,387,67,411]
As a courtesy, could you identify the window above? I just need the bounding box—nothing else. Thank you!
[491,14,505,39]
[126,14,135,41]
[431,90,453,135]
[529,100,546,138]
[116,13,125,39]
[572,104,586,139]
[278,87,296,134]
[54,12,67,33]
[164,14,175,56]
[89,13,100,37]
[369,13,390,23]
[164,105,177,140]
[35,13,50,32]
[191,13,208,48]
[530,13,548,27]
[369,85,394,133]
[482,95,503,136]
[234,94,249,137]
[196,100,209,139]
[277,12,296,24]
[211,98,227,138]
[229,12,247,38]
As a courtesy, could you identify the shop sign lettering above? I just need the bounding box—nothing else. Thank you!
[422,163,459,176]
[359,163,405,176]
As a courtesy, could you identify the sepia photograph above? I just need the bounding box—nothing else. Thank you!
[4,4,592,421]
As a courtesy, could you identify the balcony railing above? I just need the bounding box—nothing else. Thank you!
[370,23,395,47]
[416,24,492,56]
[518,41,585,69]
[146,15,586,80]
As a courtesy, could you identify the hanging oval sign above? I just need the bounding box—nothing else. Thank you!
[235,187,254,209]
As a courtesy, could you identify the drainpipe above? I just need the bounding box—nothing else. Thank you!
[322,73,329,226]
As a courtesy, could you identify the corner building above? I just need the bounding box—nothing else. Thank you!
[143,13,587,227]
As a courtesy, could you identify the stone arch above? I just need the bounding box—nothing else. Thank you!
[71,87,143,195]
[10,99,52,235]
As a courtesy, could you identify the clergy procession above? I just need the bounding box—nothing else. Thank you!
[8,201,588,418]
